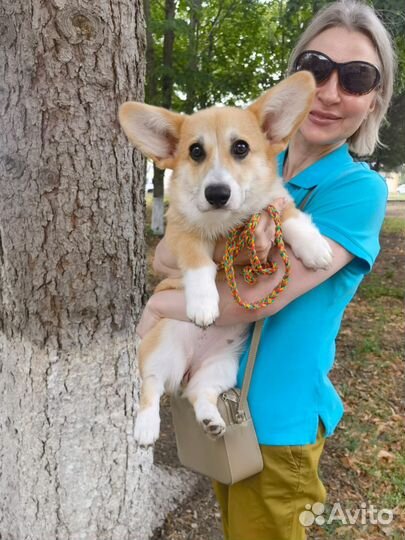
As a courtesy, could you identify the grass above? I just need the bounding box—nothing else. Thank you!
[359,275,403,301]
[383,216,405,235]
[387,193,405,202]
[309,212,405,539]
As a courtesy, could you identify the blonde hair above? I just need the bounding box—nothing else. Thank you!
[288,0,396,156]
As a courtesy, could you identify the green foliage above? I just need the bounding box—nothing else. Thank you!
[148,0,325,110]
[373,92,405,171]
[261,0,323,87]
[147,0,405,167]
[370,0,405,92]
[368,0,405,170]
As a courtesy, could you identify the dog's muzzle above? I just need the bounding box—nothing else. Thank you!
[205,184,231,208]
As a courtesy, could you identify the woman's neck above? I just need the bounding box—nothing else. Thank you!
[283,133,345,182]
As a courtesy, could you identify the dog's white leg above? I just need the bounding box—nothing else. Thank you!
[184,262,219,327]
[282,212,333,269]
[135,320,188,446]
[184,354,238,439]
[134,375,165,446]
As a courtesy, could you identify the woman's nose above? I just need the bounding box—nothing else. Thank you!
[317,70,341,104]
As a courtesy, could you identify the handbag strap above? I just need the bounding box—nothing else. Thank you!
[236,318,264,421]
[236,187,315,422]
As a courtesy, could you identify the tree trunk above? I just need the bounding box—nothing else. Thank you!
[184,0,202,114]
[161,0,176,110]
[0,1,192,538]
[150,0,176,236]
[144,0,159,106]
[151,165,166,236]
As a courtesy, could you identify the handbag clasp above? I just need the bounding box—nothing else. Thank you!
[235,410,247,423]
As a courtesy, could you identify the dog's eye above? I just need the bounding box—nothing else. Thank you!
[231,140,249,159]
[189,143,206,162]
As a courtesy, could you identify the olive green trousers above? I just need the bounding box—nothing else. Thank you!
[213,425,326,540]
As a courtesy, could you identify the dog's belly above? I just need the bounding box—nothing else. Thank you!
[160,319,249,392]
[188,322,249,366]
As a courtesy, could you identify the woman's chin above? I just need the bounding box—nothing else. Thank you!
[298,123,347,148]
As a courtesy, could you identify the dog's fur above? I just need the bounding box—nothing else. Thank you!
[119,72,332,445]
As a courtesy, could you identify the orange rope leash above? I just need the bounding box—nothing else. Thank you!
[220,205,290,310]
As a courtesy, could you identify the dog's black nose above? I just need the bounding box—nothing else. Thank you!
[205,184,231,208]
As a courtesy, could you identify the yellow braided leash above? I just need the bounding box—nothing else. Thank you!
[220,205,290,310]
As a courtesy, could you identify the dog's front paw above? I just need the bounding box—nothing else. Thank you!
[186,294,220,327]
[184,266,219,327]
[295,233,333,270]
[283,215,333,270]
[134,408,160,446]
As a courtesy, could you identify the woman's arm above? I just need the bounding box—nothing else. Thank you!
[137,236,354,337]
[152,236,182,278]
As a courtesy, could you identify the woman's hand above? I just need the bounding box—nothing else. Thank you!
[213,197,288,265]
[252,197,288,262]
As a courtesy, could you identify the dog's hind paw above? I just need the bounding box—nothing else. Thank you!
[194,400,226,439]
[134,408,160,446]
[202,418,226,440]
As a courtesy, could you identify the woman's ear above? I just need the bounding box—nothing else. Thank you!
[368,94,377,114]
[119,102,185,169]
[248,72,316,146]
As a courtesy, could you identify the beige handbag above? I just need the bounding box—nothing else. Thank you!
[171,319,264,485]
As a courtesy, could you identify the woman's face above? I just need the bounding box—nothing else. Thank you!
[298,26,381,148]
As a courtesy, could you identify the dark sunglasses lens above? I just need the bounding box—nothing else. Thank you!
[340,63,379,95]
[295,53,332,84]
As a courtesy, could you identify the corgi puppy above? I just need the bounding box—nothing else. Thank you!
[119,72,332,446]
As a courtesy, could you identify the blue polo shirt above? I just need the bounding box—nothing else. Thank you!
[236,143,387,445]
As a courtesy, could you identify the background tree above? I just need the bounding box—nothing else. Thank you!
[145,0,404,199]
[369,0,405,171]
[0,1,188,538]
[372,93,405,171]
[145,0,177,235]
[147,0,274,232]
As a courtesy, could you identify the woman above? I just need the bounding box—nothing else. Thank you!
[137,1,395,538]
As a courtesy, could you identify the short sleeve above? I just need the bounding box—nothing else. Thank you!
[307,168,388,273]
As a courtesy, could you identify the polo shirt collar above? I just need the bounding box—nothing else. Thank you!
[277,143,352,188]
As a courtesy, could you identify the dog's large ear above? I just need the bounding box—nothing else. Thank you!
[248,72,315,148]
[119,102,185,169]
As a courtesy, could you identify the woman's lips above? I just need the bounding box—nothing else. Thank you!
[309,110,342,125]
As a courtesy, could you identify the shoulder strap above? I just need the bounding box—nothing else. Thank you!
[299,187,315,211]
[237,187,316,419]
[237,319,263,420]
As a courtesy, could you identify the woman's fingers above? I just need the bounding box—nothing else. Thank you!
[271,197,288,213]
[254,198,288,261]
[254,212,274,260]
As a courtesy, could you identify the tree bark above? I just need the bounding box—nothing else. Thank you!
[150,0,176,236]
[184,0,202,114]
[161,0,176,110]
[0,1,192,538]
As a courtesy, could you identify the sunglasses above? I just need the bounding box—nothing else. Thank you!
[294,50,381,96]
